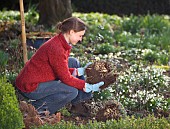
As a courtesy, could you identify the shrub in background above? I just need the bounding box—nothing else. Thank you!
[0,77,24,129]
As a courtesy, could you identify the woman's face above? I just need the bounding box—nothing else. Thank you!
[69,30,85,45]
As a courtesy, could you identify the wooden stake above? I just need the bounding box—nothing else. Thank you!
[19,0,28,64]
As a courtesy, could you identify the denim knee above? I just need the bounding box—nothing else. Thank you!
[68,87,79,101]
[31,87,79,113]
[68,57,81,68]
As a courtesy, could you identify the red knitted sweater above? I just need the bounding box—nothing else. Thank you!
[15,33,85,92]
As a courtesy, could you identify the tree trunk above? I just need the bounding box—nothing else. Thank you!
[38,0,72,27]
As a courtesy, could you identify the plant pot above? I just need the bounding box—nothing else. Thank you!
[26,32,56,49]
[27,38,50,49]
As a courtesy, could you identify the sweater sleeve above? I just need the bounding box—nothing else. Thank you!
[69,68,75,74]
[48,43,85,90]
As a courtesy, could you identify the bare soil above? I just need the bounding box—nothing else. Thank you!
[19,98,127,129]
[17,61,169,129]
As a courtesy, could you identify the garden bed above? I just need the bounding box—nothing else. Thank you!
[0,11,170,129]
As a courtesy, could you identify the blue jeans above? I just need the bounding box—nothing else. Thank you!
[21,57,92,114]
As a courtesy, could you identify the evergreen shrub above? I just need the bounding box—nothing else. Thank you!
[33,115,170,129]
[0,77,24,129]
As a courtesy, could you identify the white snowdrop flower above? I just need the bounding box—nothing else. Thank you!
[95,56,100,61]
[103,54,107,58]
[91,102,95,104]
[109,88,114,92]
[108,53,113,58]
[151,95,155,99]
[147,94,151,99]
[116,52,121,56]
[129,89,132,93]
[150,99,154,102]
[153,93,157,97]
[157,102,161,107]
[135,99,138,102]
[138,90,143,95]
[98,54,103,58]
[121,95,125,99]
[132,94,137,98]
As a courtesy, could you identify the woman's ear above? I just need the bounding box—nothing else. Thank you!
[69,30,75,35]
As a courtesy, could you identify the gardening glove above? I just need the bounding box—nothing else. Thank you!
[77,62,92,76]
[83,81,104,93]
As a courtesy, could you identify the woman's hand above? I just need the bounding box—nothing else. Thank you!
[77,62,92,76]
[83,81,104,93]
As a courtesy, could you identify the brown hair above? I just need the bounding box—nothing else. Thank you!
[57,17,87,33]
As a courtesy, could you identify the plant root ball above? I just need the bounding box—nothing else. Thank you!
[85,61,119,89]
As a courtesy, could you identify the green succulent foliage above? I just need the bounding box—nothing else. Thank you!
[93,89,112,101]
[0,77,25,129]
[143,51,158,64]
[142,14,170,35]
[121,14,170,35]
[121,14,143,34]
[157,53,169,65]
[141,49,169,65]
[74,13,116,46]
[96,43,115,54]
[159,27,170,51]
